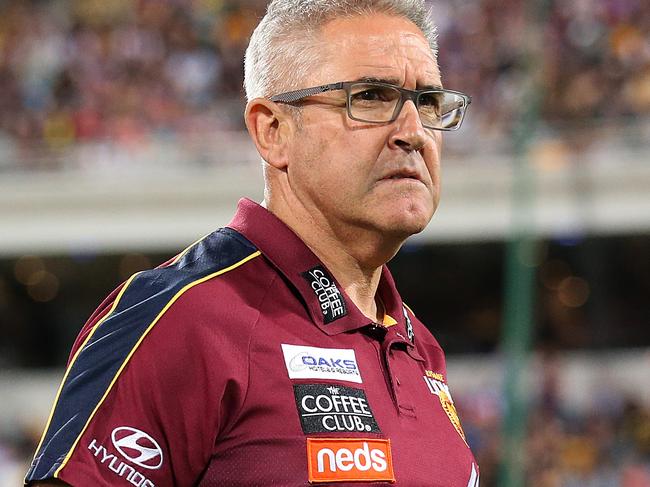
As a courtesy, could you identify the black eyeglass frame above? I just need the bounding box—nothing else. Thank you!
[269,81,472,131]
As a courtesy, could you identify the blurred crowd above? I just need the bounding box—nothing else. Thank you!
[453,392,650,486]
[458,354,650,486]
[0,0,649,170]
[0,0,265,170]
[436,0,650,137]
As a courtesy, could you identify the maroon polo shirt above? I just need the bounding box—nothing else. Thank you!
[26,198,478,486]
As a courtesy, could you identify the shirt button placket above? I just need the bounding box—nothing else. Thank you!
[383,343,414,416]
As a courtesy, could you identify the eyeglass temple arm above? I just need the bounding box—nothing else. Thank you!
[269,82,345,103]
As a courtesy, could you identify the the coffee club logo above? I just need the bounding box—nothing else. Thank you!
[293,383,381,434]
[301,265,347,323]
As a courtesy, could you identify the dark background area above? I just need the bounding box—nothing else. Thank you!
[2,233,648,368]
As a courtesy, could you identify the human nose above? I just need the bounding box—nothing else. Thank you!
[388,99,428,152]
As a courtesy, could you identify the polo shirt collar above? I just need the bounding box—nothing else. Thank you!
[228,198,412,341]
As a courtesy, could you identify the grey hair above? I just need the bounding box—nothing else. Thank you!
[244,0,438,101]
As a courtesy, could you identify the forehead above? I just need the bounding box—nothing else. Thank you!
[315,13,441,88]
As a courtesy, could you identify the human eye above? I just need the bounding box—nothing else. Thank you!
[350,84,398,104]
[418,92,442,113]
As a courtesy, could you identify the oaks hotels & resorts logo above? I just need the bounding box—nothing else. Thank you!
[282,344,363,383]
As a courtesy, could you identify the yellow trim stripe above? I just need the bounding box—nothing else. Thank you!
[30,271,142,467]
[44,225,213,451]
[168,232,211,266]
[53,250,261,477]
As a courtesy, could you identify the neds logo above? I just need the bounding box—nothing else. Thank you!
[307,438,395,482]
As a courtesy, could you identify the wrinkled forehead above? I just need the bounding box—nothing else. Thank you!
[312,13,441,88]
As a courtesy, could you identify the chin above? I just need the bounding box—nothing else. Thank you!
[381,205,434,237]
[362,191,437,237]
[388,220,428,238]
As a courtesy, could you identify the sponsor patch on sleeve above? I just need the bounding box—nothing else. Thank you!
[307,438,395,483]
[282,344,362,383]
[293,384,381,434]
[86,426,163,486]
[301,265,347,323]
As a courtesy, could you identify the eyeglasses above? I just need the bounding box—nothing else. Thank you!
[269,81,471,131]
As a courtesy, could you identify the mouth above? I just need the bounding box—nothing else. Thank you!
[380,169,425,184]
[387,174,419,180]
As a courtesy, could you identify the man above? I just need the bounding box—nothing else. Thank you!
[27,0,476,485]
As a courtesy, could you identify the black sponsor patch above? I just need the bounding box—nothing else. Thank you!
[301,266,347,323]
[293,384,381,434]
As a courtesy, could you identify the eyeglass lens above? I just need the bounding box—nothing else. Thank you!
[348,83,466,129]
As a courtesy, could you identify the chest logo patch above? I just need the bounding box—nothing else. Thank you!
[294,384,381,434]
[307,438,395,483]
[282,344,362,383]
[301,266,347,323]
[424,371,468,445]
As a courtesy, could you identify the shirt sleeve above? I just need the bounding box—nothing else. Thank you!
[25,268,254,486]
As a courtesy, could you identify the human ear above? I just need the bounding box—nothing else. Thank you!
[245,99,292,170]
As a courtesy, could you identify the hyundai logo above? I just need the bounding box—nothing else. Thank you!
[111,426,163,470]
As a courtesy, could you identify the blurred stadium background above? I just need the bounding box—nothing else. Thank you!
[1,0,649,485]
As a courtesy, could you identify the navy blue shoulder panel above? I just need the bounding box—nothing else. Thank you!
[26,227,258,482]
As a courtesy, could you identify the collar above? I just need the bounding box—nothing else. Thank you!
[228,198,413,344]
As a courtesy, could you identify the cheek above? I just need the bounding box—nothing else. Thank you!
[289,134,351,198]
[315,131,376,187]
[427,135,443,179]
[293,116,388,195]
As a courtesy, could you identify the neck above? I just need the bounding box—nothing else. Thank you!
[264,191,402,323]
